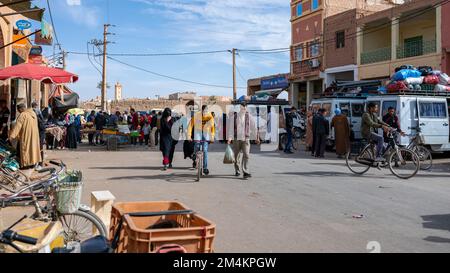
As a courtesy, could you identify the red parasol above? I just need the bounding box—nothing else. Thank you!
[0,63,79,84]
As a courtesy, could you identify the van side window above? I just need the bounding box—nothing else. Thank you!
[339,103,350,117]
[322,103,332,117]
[312,104,321,113]
[351,104,364,117]
[382,101,397,116]
[419,102,447,118]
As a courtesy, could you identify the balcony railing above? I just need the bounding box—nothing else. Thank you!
[361,47,391,65]
[397,39,436,59]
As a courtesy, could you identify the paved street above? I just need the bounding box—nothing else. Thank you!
[3,143,450,253]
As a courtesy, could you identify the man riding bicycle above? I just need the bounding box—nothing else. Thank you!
[361,102,390,162]
[187,105,215,176]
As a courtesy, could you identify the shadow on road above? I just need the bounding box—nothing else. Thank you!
[421,214,450,244]
[421,214,450,232]
[90,166,192,171]
[108,173,243,183]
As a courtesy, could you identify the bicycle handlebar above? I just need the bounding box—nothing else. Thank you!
[1,230,38,245]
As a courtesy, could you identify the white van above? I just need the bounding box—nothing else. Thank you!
[310,97,367,143]
[366,95,450,152]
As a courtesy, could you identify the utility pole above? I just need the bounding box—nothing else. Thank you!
[232,48,237,100]
[62,50,66,70]
[101,24,109,111]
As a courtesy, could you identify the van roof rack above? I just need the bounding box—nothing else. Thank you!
[231,100,290,105]
[379,90,450,97]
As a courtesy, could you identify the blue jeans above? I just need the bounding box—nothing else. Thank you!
[194,141,209,170]
[370,132,384,157]
[285,129,293,152]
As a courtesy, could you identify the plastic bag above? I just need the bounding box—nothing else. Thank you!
[404,77,423,85]
[423,75,439,85]
[223,145,235,164]
[393,69,422,81]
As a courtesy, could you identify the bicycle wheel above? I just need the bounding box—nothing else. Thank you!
[346,145,372,175]
[413,145,433,171]
[58,210,107,243]
[196,152,203,182]
[388,148,420,179]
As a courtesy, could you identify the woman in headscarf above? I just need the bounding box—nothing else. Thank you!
[159,108,173,170]
[331,108,350,158]
[65,113,78,149]
[305,110,314,152]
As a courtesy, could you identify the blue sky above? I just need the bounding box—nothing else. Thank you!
[32,0,290,100]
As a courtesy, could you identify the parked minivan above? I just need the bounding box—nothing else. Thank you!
[366,95,450,152]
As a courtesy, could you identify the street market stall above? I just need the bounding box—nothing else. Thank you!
[0,63,79,150]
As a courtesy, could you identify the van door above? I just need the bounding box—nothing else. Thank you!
[418,98,449,144]
[350,102,365,139]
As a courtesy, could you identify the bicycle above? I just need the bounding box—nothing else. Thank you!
[1,215,111,253]
[0,161,108,243]
[346,129,420,179]
[192,140,208,182]
[405,128,432,171]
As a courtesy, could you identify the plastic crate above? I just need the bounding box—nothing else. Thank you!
[109,201,216,253]
[107,137,118,151]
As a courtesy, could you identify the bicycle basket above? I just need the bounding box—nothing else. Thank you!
[56,170,83,214]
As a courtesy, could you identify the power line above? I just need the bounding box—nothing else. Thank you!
[46,0,61,51]
[108,56,246,90]
[87,42,102,75]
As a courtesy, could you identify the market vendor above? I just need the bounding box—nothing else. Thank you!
[9,104,42,169]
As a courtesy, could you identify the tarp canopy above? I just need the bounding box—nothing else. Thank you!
[0,63,78,84]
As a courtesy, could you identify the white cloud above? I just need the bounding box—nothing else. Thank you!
[66,0,81,6]
[133,0,290,50]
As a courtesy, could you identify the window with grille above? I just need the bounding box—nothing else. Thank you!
[336,31,345,49]
[295,46,303,61]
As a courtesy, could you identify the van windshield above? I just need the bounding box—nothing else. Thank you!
[419,102,447,118]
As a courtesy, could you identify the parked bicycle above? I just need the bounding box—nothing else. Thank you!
[0,161,107,243]
[1,215,110,253]
[405,128,432,171]
[346,129,420,179]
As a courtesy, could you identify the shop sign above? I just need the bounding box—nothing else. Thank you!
[35,20,53,45]
[29,46,43,56]
[12,34,28,47]
[35,29,53,46]
[261,76,289,90]
[28,55,43,64]
[16,20,32,31]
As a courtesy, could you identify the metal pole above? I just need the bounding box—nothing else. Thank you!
[232,48,237,100]
[101,24,108,111]
[62,50,66,70]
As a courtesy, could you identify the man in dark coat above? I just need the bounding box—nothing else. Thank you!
[313,108,330,158]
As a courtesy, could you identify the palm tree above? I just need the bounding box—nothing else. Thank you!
[97,81,111,90]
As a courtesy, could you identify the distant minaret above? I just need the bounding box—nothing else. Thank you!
[115,82,122,101]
